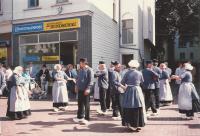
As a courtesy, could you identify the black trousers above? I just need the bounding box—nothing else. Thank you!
[154,88,160,109]
[77,90,90,120]
[99,87,107,112]
[112,93,123,117]
[144,89,157,113]
[106,86,112,109]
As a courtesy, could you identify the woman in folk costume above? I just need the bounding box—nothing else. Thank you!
[120,60,146,132]
[172,63,200,119]
[6,66,31,120]
[159,63,173,105]
[52,64,75,112]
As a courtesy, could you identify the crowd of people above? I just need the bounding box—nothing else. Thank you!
[1,58,200,132]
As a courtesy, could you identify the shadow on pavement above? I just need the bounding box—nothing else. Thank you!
[62,123,133,133]
[147,117,185,121]
[187,124,200,129]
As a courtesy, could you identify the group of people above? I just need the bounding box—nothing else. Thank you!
[2,57,200,132]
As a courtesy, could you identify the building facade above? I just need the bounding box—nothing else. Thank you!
[120,0,155,67]
[0,0,13,65]
[11,0,119,68]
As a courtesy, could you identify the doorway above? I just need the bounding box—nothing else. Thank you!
[122,54,134,67]
[60,42,77,65]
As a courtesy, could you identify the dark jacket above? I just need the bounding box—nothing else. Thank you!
[95,70,109,89]
[76,66,94,91]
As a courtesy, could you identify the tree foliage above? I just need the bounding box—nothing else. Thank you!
[156,0,200,39]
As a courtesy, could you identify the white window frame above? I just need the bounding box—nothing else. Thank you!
[122,19,134,45]
[28,0,39,8]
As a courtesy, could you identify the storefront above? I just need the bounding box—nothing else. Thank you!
[0,33,12,65]
[13,15,92,67]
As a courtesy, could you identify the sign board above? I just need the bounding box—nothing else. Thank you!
[14,18,80,34]
[44,18,80,31]
[14,23,43,34]
[23,56,40,62]
[42,56,60,61]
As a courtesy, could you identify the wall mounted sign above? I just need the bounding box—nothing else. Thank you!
[14,18,81,34]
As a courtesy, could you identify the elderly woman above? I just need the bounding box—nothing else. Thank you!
[6,66,31,120]
[172,63,200,119]
[159,63,173,105]
[52,64,75,112]
[121,60,146,132]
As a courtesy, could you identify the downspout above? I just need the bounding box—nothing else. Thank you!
[11,0,14,66]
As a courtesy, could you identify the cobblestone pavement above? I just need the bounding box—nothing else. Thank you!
[0,97,200,136]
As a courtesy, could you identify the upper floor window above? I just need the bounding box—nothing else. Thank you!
[56,0,69,4]
[28,0,39,8]
[122,19,133,44]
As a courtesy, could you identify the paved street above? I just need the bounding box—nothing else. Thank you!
[0,97,200,136]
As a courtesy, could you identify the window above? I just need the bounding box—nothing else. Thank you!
[113,2,116,20]
[190,52,194,60]
[28,0,39,8]
[180,52,185,60]
[122,19,133,44]
[56,0,69,3]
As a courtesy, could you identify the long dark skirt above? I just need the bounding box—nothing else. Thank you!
[53,102,68,108]
[122,107,145,128]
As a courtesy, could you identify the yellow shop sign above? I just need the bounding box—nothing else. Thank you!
[42,56,60,61]
[44,18,80,31]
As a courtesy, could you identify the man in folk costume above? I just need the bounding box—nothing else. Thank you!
[73,58,94,125]
[95,61,109,115]
[106,61,115,110]
[152,59,162,110]
[111,61,124,120]
[142,60,159,116]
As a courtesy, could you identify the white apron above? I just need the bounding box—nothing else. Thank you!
[52,81,68,103]
[178,82,193,110]
[21,86,31,110]
[159,79,173,101]
[9,86,26,112]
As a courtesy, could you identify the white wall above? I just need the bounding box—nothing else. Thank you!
[13,0,91,21]
[91,5,119,68]
[0,0,12,33]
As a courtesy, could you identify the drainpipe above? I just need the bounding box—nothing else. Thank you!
[119,0,121,48]
[11,0,14,66]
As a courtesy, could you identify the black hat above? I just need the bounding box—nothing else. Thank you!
[79,58,88,63]
[99,61,105,64]
[113,61,119,66]
[153,59,158,63]
[146,60,153,64]
[111,61,115,65]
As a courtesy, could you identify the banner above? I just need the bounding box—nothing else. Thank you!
[44,18,80,31]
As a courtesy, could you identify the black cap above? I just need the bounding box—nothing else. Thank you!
[79,58,88,63]
[99,61,105,64]
[113,61,119,66]
[146,60,153,64]
[111,61,115,65]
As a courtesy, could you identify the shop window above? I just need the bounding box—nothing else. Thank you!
[60,31,78,42]
[122,19,133,45]
[39,32,59,43]
[56,0,69,3]
[20,34,38,45]
[180,52,185,60]
[28,0,39,8]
